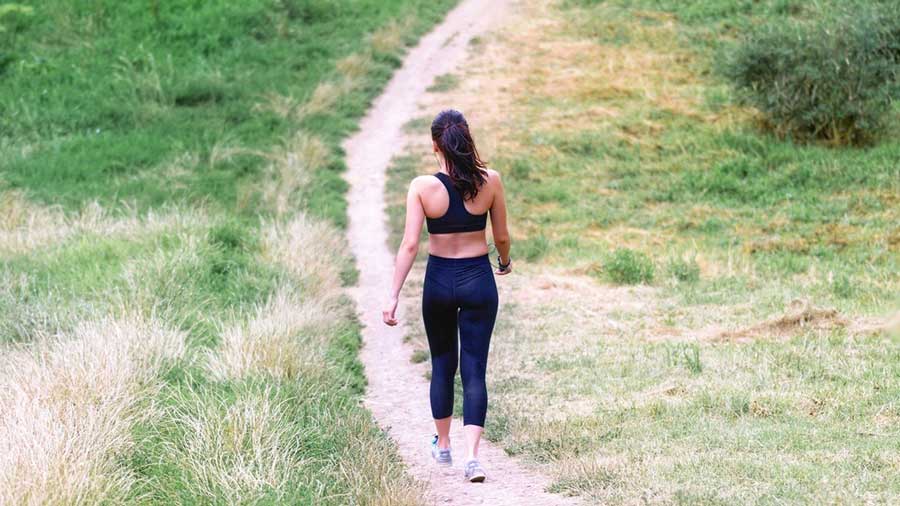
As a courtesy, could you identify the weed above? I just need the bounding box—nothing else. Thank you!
[664,343,703,374]
[603,248,655,285]
[410,349,430,364]
[667,255,701,283]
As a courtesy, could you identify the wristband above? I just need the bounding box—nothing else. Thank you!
[497,255,511,272]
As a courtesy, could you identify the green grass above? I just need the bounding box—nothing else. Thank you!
[426,73,460,92]
[2,0,457,224]
[1,220,282,344]
[487,301,900,504]
[1,0,459,502]
[491,0,900,318]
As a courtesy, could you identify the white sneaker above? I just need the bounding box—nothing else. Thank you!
[431,435,452,466]
[464,459,486,482]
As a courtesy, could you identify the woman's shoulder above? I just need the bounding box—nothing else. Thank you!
[409,174,442,194]
[483,168,503,187]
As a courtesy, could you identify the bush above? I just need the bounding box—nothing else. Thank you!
[604,248,654,285]
[723,5,900,145]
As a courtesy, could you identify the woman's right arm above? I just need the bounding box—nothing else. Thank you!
[488,170,511,274]
[383,178,426,325]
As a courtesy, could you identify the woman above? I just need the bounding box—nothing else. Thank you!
[382,109,511,483]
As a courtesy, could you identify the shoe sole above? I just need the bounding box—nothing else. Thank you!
[467,473,486,483]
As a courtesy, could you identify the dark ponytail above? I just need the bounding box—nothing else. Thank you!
[431,109,487,201]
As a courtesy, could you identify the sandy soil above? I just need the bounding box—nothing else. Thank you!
[342,0,579,504]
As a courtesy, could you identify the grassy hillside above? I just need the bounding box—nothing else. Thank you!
[387,0,900,504]
[0,0,456,503]
[2,0,457,223]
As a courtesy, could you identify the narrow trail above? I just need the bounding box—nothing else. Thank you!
[343,1,578,505]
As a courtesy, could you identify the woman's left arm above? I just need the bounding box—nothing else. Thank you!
[383,179,425,326]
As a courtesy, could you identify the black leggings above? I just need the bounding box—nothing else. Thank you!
[422,253,498,427]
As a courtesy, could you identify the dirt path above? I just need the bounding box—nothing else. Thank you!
[343,1,578,505]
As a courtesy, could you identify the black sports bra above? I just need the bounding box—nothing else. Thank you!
[426,172,488,235]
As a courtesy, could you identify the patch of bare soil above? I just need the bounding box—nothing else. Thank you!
[714,299,896,342]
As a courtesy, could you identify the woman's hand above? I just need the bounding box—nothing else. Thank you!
[382,296,399,326]
[495,256,512,276]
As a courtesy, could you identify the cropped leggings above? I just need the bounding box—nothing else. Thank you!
[422,253,498,427]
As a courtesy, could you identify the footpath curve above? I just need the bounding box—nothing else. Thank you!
[343,1,579,504]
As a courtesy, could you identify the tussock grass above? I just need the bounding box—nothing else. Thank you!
[0,315,185,505]
[331,414,425,506]
[162,385,302,503]
[297,81,347,119]
[0,190,208,255]
[207,287,336,381]
[253,92,300,120]
[112,49,174,109]
[336,52,375,82]
[370,16,416,56]
[260,213,346,289]
[0,272,71,343]
[147,379,423,506]
[260,132,330,217]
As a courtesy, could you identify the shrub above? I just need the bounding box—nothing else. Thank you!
[603,248,654,285]
[723,5,900,145]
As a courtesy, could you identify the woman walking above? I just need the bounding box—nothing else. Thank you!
[382,109,511,483]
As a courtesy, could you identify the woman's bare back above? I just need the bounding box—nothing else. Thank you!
[415,168,501,259]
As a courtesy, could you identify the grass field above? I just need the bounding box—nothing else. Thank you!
[389,0,900,504]
[0,0,458,503]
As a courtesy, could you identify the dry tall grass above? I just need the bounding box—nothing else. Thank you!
[370,17,414,55]
[0,315,186,505]
[254,92,301,119]
[208,212,345,381]
[260,132,330,217]
[207,287,336,381]
[295,51,371,122]
[0,190,207,255]
[335,52,374,82]
[332,412,426,506]
[163,386,301,504]
[297,81,345,119]
[260,212,346,289]
[0,271,75,344]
